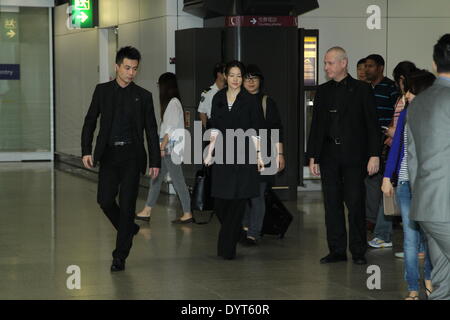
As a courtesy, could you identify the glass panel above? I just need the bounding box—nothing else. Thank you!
[0,7,50,152]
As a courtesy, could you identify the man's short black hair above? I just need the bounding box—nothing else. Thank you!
[116,46,141,65]
[357,58,366,66]
[433,34,450,73]
[366,54,385,67]
[213,62,225,80]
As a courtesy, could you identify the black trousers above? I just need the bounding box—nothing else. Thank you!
[97,144,141,260]
[214,198,247,259]
[320,143,368,258]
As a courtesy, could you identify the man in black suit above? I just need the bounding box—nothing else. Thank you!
[81,46,161,272]
[307,47,381,265]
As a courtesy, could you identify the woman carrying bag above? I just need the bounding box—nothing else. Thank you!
[136,72,193,224]
[205,60,265,260]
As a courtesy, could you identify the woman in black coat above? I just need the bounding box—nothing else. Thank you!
[205,60,264,259]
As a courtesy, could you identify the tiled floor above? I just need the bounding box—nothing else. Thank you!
[0,162,428,300]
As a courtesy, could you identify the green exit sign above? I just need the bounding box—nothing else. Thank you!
[70,0,97,28]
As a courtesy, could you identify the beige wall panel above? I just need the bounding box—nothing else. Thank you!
[386,18,450,77]
[118,0,140,25]
[388,0,450,17]
[139,0,166,21]
[99,0,119,28]
[137,18,167,124]
[118,21,140,50]
[55,30,99,156]
[302,0,387,18]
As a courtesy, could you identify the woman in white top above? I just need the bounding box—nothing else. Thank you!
[136,72,193,223]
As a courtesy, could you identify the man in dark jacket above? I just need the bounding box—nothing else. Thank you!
[81,46,161,272]
[307,47,381,265]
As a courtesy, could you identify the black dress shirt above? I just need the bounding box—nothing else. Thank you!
[109,81,134,145]
[327,76,348,139]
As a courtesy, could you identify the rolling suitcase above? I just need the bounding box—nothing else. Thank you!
[261,189,293,239]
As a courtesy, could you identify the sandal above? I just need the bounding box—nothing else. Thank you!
[424,280,433,298]
[404,295,419,300]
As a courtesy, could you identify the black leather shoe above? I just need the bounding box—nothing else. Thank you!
[320,253,347,264]
[110,258,125,272]
[171,217,194,224]
[352,257,367,265]
[135,215,150,222]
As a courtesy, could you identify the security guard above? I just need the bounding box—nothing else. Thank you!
[307,47,381,266]
[198,62,226,128]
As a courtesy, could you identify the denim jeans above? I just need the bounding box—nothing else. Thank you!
[146,156,191,213]
[396,181,432,291]
[243,182,267,240]
[373,199,393,242]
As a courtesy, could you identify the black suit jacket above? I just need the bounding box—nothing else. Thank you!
[307,75,381,165]
[209,88,265,199]
[81,80,161,174]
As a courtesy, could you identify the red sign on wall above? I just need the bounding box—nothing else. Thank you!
[225,16,298,27]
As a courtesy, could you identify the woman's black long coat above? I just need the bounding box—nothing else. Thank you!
[209,88,265,199]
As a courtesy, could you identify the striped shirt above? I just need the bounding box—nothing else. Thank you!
[372,77,399,128]
[398,126,409,181]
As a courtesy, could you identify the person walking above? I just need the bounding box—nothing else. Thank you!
[135,72,193,224]
[81,46,161,272]
[205,60,265,260]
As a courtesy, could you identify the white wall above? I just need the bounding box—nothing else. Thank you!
[300,0,450,83]
[54,0,202,156]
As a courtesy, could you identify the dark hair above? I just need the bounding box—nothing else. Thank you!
[404,69,436,96]
[366,54,385,67]
[357,58,366,66]
[224,60,246,76]
[433,34,450,73]
[213,62,225,80]
[392,61,418,86]
[116,46,141,65]
[158,72,181,119]
[244,64,264,89]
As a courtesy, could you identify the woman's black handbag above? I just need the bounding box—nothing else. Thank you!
[190,166,214,224]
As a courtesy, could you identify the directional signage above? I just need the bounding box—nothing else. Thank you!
[70,0,96,28]
[225,16,298,27]
[1,13,19,41]
[0,64,20,80]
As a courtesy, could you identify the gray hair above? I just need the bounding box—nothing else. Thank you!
[327,47,348,61]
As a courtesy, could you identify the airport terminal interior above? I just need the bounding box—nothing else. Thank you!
[1,0,450,300]
[0,162,418,300]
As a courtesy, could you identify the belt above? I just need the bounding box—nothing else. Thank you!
[326,137,342,145]
[113,141,133,146]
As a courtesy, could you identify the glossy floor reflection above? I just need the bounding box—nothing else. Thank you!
[0,163,425,300]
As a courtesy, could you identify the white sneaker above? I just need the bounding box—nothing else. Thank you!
[368,237,393,248]
[395,252,404,258]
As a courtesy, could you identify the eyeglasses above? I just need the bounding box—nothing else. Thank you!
[244,77,260,82]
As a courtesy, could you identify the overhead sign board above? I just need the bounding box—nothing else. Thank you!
[69,0,97,29]
[225,16,298,27]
